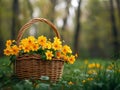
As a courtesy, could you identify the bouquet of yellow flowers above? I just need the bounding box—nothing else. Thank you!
[4,36,76,64]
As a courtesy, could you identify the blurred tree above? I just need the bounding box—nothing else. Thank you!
[74,0,82,54]
[81,0,113,58]
[62,0,71,31]
[109,0,119,59]
[11,0,20,40]
[116,0,120,18]
[0,0,4,57]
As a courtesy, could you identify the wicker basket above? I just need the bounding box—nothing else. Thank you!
[15,18,64,82]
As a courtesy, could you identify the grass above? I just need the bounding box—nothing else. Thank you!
[0,57,120,90]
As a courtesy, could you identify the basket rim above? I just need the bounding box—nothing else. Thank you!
[16,54,64,62]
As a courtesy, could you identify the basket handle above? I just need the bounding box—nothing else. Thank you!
[16,18,60,45]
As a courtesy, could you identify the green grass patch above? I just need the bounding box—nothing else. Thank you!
[0,57,120,90]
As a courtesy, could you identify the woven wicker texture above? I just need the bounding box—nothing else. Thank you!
[15,18,64,82]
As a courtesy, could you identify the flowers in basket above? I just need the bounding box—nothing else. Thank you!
[4,35,77,64]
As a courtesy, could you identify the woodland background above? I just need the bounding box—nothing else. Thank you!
[0,0,120,59]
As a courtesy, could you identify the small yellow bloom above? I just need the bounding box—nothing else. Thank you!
[42,41,52,49]
[95,63,101,68]
[6,40,12,47]
[22,44,31,53]
[84,59,88,64]
[56,51,61,59]
[52,42,62,50]
[75,53,78,58]
[107,66,113,70]
[4,47,12,56]
[88,63,95,68]
[11,45,19,55]
[45,50,53,60]
[27,36,36,45]
[62,45,72,55]
[87,78,93,81]
[68,81,74,85]
[82,80,86,83]
[88,70,97,75]
[68,55,75,64]
[53,37,61,44]
[20,38,28,45]
[62,55,69,62]
[38,35,47,46]
[31,44,39,51]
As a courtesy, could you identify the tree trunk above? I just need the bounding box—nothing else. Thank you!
[74,0,82,54]
[11,0,20,40]
[116,0,120,18]
[110,0,119,59]
[62,0,70,31]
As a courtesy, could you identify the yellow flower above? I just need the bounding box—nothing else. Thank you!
[87,78,93,81]
[11,45,19,55]
[88,70,97,75]
[6,40,12,47]
[95,63,101,68]
[88,63,95,68]
[68,55,75,64]
[84,59,88,64]
[4,47,12,56]
[56,51,61,59]
[107,66,113,70]
[20,38,28,45]
[68,81,74,85]
[52,42,62,50]
[45,50,53,60]
[82,80,86,83]
[31,43,39,51]
[22,44,31,53]
[38,35,47,46]
[62,55,69,62]
[62,45,72,55]
[42,41,52,49]
[27,36,36,45]
[53,37,62,44]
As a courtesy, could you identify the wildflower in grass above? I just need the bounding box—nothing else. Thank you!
[68,81,74,85]
[88,70,97,75]
[84,59,88,64]
[45,50,53,60]
[87,78,93,81]
[95,63,101,69]
[4,47,12,56]
[88,63,95,68]
[11,45,19,55]
[38,35,47,46]
[82,80,86,83]
[107,65,113,70]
